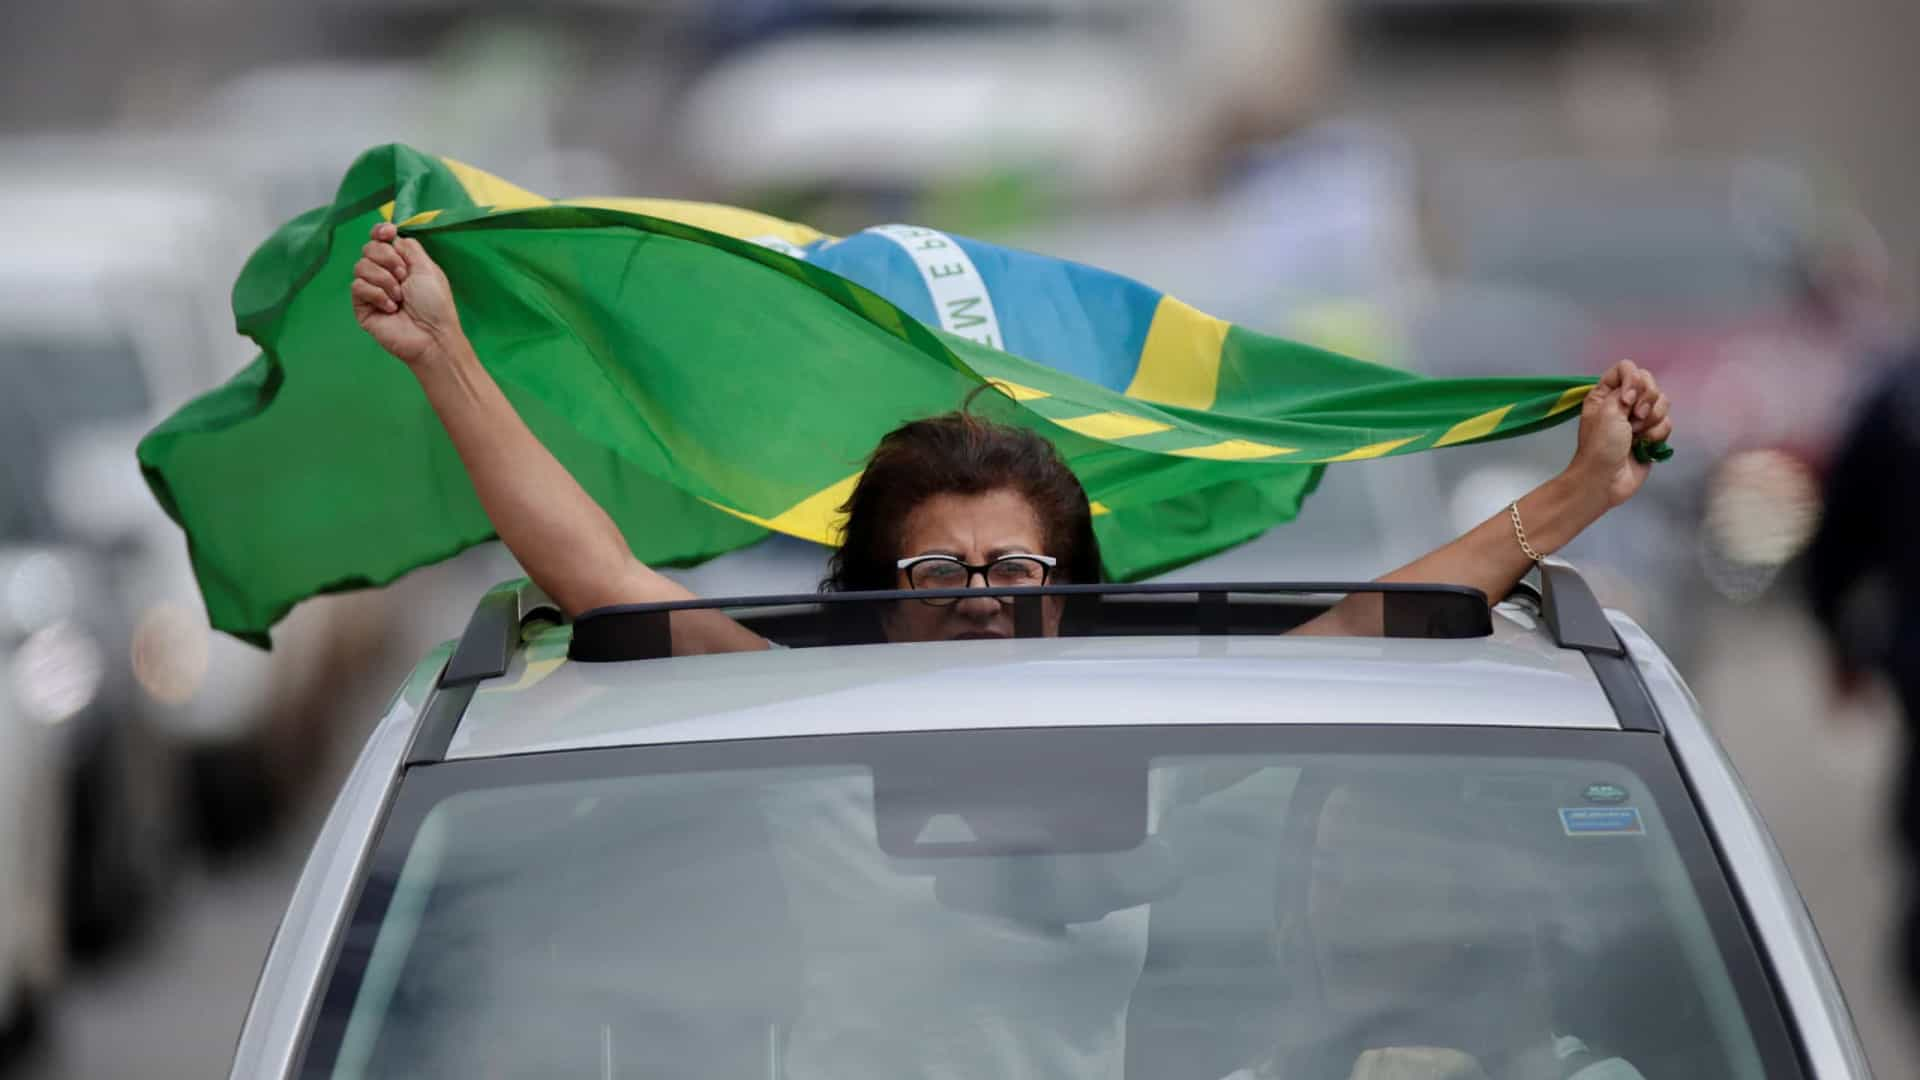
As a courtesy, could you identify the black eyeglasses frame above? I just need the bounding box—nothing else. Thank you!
[894,553,1059,605]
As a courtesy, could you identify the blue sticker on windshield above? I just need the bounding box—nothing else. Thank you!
[1560,807,1645,837]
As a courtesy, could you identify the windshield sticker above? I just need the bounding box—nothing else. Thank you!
[1560,807,1646,837]
[1582,782,1630,804]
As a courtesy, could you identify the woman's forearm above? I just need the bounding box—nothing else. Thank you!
[355,225,765,653]
[1294,360,1673,636]
[409,332,673,617]
[1380,467,1609,598]
[1297,468,1610,636]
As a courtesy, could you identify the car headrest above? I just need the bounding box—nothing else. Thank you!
[1303,778,1550,1064]
[1348,1046,1493,1080]
[1309,780,1533,958]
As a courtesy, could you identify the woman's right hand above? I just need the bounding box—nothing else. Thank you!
[352,222,463,368]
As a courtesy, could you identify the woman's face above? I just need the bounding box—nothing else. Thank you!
[884,488,1067,642]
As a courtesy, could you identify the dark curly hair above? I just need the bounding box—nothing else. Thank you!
[824,410,1101,593]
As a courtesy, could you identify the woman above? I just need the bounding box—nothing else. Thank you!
[355,222,1677,1079]
[351,222,1673,646]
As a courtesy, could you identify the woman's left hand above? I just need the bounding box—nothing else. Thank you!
[1569,360,1674,509]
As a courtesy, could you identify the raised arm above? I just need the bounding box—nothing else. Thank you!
[1296,360,1674,636]
[351,223,766,655]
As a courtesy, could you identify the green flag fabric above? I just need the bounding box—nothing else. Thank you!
[139,145,1592,646]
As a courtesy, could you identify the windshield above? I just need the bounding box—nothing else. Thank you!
[302,727,1798,1080]
[1462,203,1799,321]
[0,337,151,537]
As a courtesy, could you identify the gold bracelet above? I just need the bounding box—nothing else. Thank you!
[1508,501,1545,563]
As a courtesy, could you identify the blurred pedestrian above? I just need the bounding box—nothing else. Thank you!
[1806,341,1920,1006]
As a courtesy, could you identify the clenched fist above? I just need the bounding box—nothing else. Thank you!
[351,222,463,367]
[1568,359,1676,509]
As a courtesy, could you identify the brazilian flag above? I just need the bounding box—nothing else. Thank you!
[139,145,1591,646]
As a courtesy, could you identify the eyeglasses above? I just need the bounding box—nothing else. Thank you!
[895,553,1057,603]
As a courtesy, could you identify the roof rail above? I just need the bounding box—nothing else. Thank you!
[441,579,563,687]
[1532,561,1662,734]
[1536,560,1623,657]
[404,579,560,766]
[568,581,1494,663]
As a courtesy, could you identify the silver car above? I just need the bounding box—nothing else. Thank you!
[234,566,1870,1079]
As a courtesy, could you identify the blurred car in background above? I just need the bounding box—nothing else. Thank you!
[678,7,1168,202]
[0,549,75,1051]
[0,93,627,863]
[0,147,370,878]
[677,0,1334,211]
[1441,158,1877,606]
[0,195,197,947]
[1,456,173,956]
[185,60,624,225]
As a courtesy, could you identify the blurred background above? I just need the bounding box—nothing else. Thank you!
[1,0,1916,1075]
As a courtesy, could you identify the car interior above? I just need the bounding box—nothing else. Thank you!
[1127,765,1754,1080]
[323,754,1763,1080]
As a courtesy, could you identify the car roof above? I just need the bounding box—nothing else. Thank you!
[442,590,1623,761]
